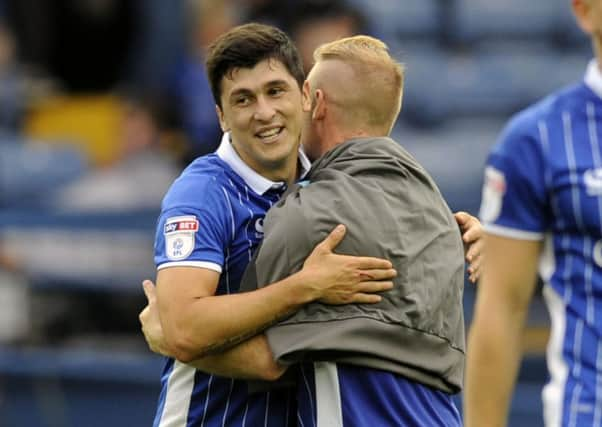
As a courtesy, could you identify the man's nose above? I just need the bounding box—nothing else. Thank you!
[253,96,276,121]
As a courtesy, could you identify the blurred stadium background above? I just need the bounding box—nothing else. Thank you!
[0,0,589,426]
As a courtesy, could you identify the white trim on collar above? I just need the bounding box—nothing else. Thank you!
[216,132,311,195]
[584,59,602,100]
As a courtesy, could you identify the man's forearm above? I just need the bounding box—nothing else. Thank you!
[161,269,317,362]
[464,304,526,427]
[186,334,286,380]
[464,234,541,427]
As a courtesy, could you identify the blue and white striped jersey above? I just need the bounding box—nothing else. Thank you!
[479,60,602,426]
[295,362,461,427]
[152,133,309,427]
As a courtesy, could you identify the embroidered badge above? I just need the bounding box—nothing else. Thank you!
[164,216,199,260]
[480,166,506,224]
[255,217,264,234]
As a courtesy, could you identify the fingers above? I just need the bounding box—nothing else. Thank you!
[468,271,478,284]
[462,225,482,245]
[142,279,156,302]
[465,238,483,262]
[468,271,479,284]
[348,280,394,303]
[355,280,394,293]
[316,224,347,252]
[350,256,393,270]
[139,306,148,323]
[455,212,484,244]
[319,278,395,305]
[458,214,483,245]
[467,255,482,284]
[348,293,385,304]
[358,268,397,281]
[454,211,471,228]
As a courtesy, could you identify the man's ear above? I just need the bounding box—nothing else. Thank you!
[302,80,314,112]
[572,0,594,34]
[312,89,326,120]
[216,105,229,132]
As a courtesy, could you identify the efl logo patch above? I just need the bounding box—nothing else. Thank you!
[479,166,506,224]
[164,215,198,260]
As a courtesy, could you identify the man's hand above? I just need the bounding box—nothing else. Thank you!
[454,211,484,283]
[301,224,396,304]
[139,280,172,356]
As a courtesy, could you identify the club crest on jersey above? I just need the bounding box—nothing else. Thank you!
[584,168,602,196]
[480,166,506,224]
[164,215,198,260]
[255,217,264,235]
[249,217,265,239]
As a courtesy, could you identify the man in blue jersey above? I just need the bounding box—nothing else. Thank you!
[144,23,398,427]
[465,1,602,426]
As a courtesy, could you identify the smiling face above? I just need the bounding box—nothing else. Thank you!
[216,58,304,182]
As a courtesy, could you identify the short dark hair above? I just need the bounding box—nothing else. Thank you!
[205,23,305,108]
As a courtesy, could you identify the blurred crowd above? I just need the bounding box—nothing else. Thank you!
[0,0,370,172]
[0,0,588,349]
[0,0,380,348]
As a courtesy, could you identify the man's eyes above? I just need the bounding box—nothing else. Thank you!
[268,87,285,96]
[234,96,251,106]
[233,87,286,105]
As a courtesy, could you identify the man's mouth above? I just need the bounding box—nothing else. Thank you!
[256,127,284,142]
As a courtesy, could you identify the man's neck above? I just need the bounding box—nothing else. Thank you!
[324,128,372,153]
[264,162,298,185]
[316,125,365,157]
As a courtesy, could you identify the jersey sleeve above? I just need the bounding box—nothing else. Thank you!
[154,187,230,272]
[479,114,550,240]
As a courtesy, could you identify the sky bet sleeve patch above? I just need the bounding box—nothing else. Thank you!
[164,215,199,261]
[479,166,506,224]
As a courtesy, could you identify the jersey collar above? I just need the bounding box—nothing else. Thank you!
[584,59,602,100]
[216,132,311,195]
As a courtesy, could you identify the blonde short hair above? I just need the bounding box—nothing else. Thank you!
[313,36,404,134]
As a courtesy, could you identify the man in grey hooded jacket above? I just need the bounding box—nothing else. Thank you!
[240,35,467,426]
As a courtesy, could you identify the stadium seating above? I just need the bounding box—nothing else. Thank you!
[0,135,87,207]
[0,347,161,427]
[445,0,573,46]
[401,43,587,127]
[347,0,441,39]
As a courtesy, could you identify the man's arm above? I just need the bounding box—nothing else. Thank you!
[156,225,395,362]
[140,281,284,380]
[464,233,542,427]
[188,334,285,380]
